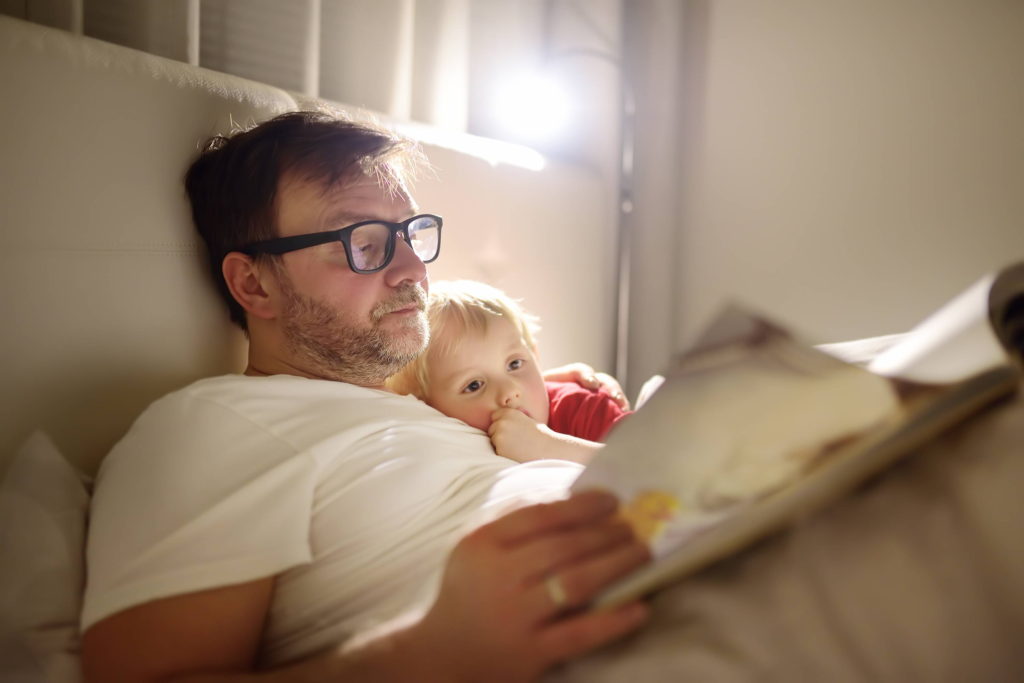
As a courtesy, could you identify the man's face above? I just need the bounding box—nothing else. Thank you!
[423,316,550,432]
[269,172,430,386]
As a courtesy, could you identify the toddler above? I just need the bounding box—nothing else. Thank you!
[388,280,630,463]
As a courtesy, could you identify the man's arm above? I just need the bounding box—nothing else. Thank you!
[81,491,650,683]
[81,579,277,682]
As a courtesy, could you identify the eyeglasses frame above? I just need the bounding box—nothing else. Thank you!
[237,213,443,274]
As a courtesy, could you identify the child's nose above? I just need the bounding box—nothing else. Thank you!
[500,384,521,408]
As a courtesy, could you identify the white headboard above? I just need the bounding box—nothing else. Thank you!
[0,15,616,475]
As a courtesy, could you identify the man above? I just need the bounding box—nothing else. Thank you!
[80,111,650,682]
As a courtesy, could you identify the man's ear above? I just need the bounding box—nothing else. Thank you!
[222,252,278,321]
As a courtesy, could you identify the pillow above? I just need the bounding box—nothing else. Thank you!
[0,432,90,683]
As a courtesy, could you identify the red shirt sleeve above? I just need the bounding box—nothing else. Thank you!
[545,381,631,442]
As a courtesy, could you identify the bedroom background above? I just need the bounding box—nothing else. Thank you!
[3,0,1022,401]
[1,5,1022,681]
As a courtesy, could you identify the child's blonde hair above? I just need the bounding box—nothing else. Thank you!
[387,280,540,399]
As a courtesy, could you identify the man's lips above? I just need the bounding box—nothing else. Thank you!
[384,297,426,314]
[372,286,427,320]
[386,305,421,315]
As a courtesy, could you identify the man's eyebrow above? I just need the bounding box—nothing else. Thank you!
[324,211,374,226]
[323,209,420,227]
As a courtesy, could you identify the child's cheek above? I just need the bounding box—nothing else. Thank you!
[466,404,493,433]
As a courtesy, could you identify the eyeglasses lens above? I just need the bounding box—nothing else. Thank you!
[350,223,392,271]
[407,216,440,263]
[349,216,440,272]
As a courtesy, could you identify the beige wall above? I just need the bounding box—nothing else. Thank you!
[625,0,1024,395]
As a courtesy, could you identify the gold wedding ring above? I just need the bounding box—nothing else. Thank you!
[544,573,568,609]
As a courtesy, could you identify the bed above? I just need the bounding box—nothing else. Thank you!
[1,14,1021,682]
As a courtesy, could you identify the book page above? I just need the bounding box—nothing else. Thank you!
[572,308,901,558]
[869,262,1024,382]
[869,273,1002,383]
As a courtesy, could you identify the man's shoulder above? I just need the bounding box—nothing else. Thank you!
[159,373,377,406]
[126,375,381,445]
[145,374,459,440]
[103,376,446,476]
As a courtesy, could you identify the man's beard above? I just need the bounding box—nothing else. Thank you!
[279,280,428,386]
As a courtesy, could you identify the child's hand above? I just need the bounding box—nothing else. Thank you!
[542,363,630,410]
[489,408,602,465]
[488,408,552,462]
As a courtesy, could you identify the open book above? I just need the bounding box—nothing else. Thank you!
[573,262,1024,610]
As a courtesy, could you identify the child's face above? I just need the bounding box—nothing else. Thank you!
[424,317,550,432]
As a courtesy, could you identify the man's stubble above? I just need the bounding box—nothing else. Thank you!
[279,278,428,386]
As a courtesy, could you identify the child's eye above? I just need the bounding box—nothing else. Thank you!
[508,358,525,371]
[462,380,483,394]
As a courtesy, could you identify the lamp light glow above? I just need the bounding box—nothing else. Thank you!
[493,72,572,143]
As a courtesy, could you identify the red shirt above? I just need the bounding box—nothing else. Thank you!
[545,381,631,442]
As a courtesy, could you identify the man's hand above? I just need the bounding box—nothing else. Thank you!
[542,363,630,411]
[412,490,651,682]
[489,407,602,464]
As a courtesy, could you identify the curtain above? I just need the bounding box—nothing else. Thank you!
[8,0,620,144]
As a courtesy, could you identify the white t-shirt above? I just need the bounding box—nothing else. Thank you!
[82,374,581,666]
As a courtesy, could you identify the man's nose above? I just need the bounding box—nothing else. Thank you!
[385,235,428,286]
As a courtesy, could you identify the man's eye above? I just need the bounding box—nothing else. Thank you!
[508,359,524,371]
[462,380,483,394]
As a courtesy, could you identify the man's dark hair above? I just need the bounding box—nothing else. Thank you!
[184,110,421,330]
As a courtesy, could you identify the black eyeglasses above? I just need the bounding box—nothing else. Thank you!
[238,213,443,274]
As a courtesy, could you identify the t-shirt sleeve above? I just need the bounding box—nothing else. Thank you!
[81,392,317,632]
[545,381,631,442]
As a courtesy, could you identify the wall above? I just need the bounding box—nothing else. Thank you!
[624,0,1024,396]
[676,0,1024,342]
